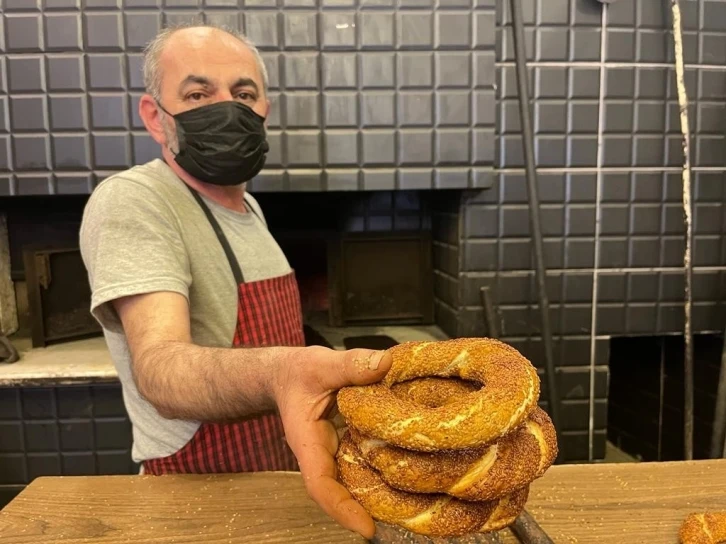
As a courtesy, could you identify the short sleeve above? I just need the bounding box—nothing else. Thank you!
[80,177,192,333]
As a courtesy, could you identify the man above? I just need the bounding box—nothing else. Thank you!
[79,24,389,539]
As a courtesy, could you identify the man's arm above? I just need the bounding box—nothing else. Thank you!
[113,289,393,539]
[113,291,297,421]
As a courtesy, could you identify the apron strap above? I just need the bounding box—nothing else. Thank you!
[242,192,263,222]
[186,186,249,285]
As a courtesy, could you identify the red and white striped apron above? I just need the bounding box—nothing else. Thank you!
[143,188,303,474]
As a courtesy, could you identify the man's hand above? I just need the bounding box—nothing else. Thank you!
[114,291,391,536]
[274,346,392,540]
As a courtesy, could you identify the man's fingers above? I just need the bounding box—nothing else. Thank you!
[304,467,376,539]
[290,419,376,539]
[344,349,392,383]
[317,348,393,392]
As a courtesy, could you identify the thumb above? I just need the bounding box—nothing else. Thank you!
[318,348,393,391]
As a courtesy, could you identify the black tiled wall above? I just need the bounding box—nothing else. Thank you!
[447,0,726,462]
[0,384,137,506]
[0,0,496,193]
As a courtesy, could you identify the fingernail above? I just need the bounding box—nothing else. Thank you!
[368,351,385,371]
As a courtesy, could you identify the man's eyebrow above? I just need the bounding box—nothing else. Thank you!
[178,75,214,93]
[231,77,259,94]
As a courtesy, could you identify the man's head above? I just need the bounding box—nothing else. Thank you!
[138,24,271,179]
[142,24,269,105]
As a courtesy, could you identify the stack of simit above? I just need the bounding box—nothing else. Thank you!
[335,338,558,538]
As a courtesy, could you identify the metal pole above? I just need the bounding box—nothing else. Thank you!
[511,510,556,544]
[480,287,500,339]
[509,0,561,438]
[711,328,726,458]
[670,0,694,461]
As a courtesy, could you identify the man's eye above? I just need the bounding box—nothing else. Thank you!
[188,92,205,101]
[238,92,255,101]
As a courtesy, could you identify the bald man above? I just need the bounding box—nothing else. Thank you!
[79,24,388,539]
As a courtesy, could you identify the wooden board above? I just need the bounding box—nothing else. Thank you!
[1,460,725,544]
[519,459,726,544]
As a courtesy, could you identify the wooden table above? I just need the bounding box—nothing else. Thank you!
[1,460,725,544]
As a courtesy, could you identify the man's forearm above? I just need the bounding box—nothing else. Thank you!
[133,341,302,421]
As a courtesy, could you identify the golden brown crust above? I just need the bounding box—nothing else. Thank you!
[336,433,528,538]
[337,339,541,451]
[350,407,558,502]
[479,485,530,532]
[390,377,479,408]
[679,512,726,544]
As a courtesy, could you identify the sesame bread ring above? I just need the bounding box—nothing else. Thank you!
[336,432,528,538]
[679,512,726,544]
[350,405,557,502]
[337,338,540,451]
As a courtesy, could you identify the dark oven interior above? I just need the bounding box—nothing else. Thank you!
[256,191,436,329]
[2,190,450,346]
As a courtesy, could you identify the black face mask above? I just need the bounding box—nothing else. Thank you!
[160,101,269,186]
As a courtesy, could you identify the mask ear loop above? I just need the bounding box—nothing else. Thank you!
[154,99,175,119]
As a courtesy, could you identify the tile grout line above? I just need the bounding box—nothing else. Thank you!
[460,266,726,276]
[496,167,684,174]
[689,166,726,172]
[495,167,726,174]
[588,2,608,463]
[474,333,719,341]
[464,299,723,308]
[8,166,726,178]
[495,61,726,71]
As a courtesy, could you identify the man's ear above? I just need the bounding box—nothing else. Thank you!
[139,94,168,146]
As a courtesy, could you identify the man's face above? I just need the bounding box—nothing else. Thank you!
[156,28,269,151]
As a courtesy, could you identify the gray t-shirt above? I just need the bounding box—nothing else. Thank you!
[79,158,291,463]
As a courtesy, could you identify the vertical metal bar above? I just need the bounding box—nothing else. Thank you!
[511,510,556,544]
[670,0,694,461]
[658,337,666,461]
[658,338,665,461]
[711,328,726,458]
[480,288,556,542]
[588,0,608,463]
[508,0,562,439]
[480,287,500,339]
